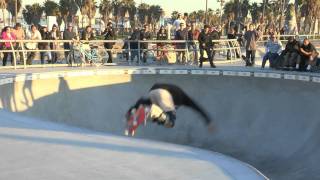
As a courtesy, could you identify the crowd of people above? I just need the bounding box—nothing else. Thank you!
[0,18,319,72]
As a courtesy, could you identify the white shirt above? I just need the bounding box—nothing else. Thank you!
[26,30,42,49]
[173,18,186,31]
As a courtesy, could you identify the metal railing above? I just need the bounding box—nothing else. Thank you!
[0,39,243,69]
[0,36,319,70]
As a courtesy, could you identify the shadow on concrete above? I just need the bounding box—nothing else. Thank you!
[1,72,320,179]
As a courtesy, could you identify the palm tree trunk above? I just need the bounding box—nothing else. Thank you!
[2,9,5,26]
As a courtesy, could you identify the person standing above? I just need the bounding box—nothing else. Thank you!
[50,24,60,63]
[227,28,240,60]
[244,24,260,66]
[12,23,25,64]
[63,24,77,64]
[175,23,188,64]
[188,22,200,65]
[39,26,52,64]
[156,26,168,59]
[140,25,151,63]
[1,26,16,66]
[26,25,42,65]
[103,22,115,63]
[173,13,186,33]
[198,25,216,68]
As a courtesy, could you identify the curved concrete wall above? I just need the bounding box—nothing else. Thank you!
[1,68,320,179]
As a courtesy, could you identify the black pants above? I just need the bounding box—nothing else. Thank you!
[104,44,113,63]
[26,52,36,65]
[2,52,13,66]
[245,50,256,65]
[199,47,215,67]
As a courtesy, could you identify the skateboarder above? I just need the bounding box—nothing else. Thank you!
[126,83,214,131]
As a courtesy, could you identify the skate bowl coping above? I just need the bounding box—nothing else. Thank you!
[0,67,320,179]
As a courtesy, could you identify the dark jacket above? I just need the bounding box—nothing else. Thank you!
[198,30,213,49]
[130,30,140,50]
[157,30,167,46]
[81,30,95,41]
[104,27,115,49]
[283,39,300,54]
[39,30,50,50]
[140,29,151,50]
[244,30,260,50]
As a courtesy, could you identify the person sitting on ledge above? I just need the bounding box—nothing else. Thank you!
[261,34,282,69]
[295,38,319,71]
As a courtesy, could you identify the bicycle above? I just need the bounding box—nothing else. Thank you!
[67,41,107,67]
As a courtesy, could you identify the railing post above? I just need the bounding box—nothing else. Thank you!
[128,40,131,62]
[138,40,141,64]
[10,41,17,70]
[21,41,27,69]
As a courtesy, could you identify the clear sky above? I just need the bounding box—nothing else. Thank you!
[25,0,263,15]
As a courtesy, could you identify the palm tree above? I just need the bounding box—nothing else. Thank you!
[120,0,136,28]
[99,0,112,25]
[5,0,21,24]
[137,3,149,26]
[59,0,78,27]
[111,0,121,27]
[22,3,43,25]
[44,0,63,27]
[82,0,97,26]
[149,5,162,25]
[0,0,6,26]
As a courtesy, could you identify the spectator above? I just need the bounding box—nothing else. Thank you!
[103,22,115,63]
[261,35,282,69]
[1,26,16,66]
[12,23,25,64]
[198,25,216,68]
[243,23,260,66]
[175,22,188,64]
[63,23,77,64]
[50,24,60,63]
[81,25,95,41]
[296,38,319,71]
[278,36,300,69]
[26,25,41,65]
[39,26,52,64]
[188,22,200,65]
[226,28,240,60]
[140,24,151,63]
[129,27,140,63]
[173,13,186,32]
[210,26,220,64]
[156,25,168,58]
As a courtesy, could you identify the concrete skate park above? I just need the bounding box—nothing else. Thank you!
[0,65,320,180]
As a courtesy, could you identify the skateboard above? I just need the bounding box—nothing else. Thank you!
[125,105,150,136]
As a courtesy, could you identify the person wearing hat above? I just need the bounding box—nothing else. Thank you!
[63,24,77,64]
[198,25,216,68]
[103,22,115,63]
[261,34,282,69]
